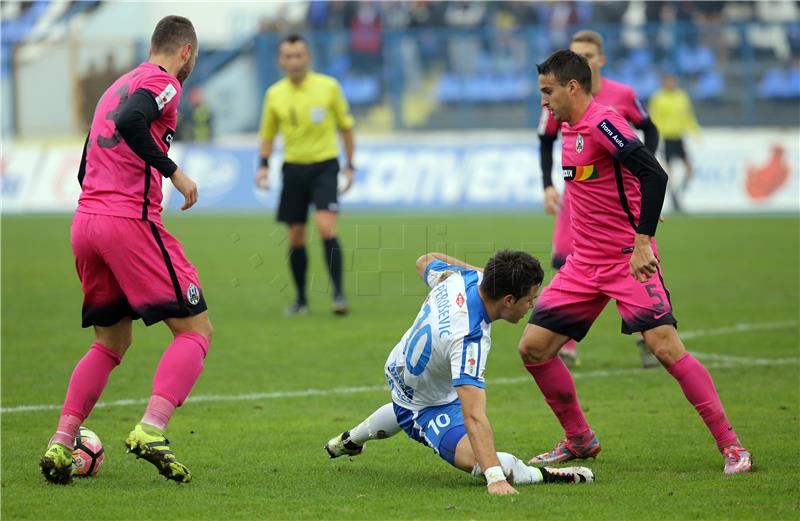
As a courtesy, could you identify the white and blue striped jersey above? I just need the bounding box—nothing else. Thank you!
[385,260,492,411]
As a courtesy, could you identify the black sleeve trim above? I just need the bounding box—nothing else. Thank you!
[635,117,660,155]
[77,134,89,187]
[115,88,178,177]
[539,134,557,188]
[620,145,668,236]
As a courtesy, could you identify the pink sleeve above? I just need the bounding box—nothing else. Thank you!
[623,87,648,126]
[537,107,560,137]
[138,74,181,113]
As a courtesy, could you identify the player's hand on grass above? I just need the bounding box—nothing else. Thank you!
[487,480,518,495]
[543,186,560,215]
[170,168,198,211]
[630,234,659,282]
[340,165,354,194]
[255,166,270,190]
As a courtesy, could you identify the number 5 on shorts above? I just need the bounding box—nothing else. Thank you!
[645,283,665,309]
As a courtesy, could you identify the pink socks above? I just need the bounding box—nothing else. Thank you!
[141,395,176,432]
[51,332,208,447]
[524,356,590,438]
[53,342,122,448]
[144,332,209,431]
[667,353,740,450]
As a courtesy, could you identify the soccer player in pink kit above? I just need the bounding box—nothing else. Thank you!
[520,50,752,475]
[40,16,211,484]
[538,31,660,369]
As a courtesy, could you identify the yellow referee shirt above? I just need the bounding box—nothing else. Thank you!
[648,88,700,140]
[259,72,354,164]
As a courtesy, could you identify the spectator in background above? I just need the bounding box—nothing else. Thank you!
[350,1,382,73]
[178,87,214,143]
[445,1,487,74]
[648,73,700,213]
[79,61,100,130]
[100,53,121,92]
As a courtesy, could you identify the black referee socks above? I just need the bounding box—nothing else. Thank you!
[323,237,344,298]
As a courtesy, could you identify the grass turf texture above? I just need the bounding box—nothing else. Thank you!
[2,213,798,520]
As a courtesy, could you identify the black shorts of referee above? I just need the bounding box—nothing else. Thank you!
[663,138,688,163]
[277,158,339,224]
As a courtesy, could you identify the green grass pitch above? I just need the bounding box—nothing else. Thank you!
[2,213,798,520]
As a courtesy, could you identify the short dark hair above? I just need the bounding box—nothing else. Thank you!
[151,15,197,54]
[480,250,544,301]
[281,33,307,47]
[537,49,592,94]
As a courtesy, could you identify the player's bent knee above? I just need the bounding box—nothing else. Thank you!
[517,326,558,364]
[518,338,549,364]
[94,319,133,356]
[643,325,684,365]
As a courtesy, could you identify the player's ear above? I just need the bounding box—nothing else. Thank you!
[598,54,607,68]
[181,43,193,62]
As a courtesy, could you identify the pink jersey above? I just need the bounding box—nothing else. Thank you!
[560,99,650,265]
[538,77,648,137]
[78,62,181,221]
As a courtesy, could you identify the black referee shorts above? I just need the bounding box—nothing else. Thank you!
[664,138,687,163]
[277,158,340,224]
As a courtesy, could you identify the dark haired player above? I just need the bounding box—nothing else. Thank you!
[326,250,594,495]
[519,50,751,475]
[538,30,660,368]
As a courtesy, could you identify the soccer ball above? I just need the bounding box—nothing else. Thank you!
[72,427,104,477]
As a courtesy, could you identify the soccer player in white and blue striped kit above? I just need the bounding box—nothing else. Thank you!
[326,250,594,495]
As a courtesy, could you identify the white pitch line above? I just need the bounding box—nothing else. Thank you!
[2,320,798,415]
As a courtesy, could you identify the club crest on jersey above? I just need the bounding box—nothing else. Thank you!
[576,133,584,153]
[186,284,200,306]
[456,292,465,307]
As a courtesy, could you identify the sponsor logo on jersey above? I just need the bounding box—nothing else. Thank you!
[598,119,628,149]
[464,342,479,377]
[576,133,584,153]
[562,165,597,182]
[161,128,175,149]
[156,83,177,111]
[186,283,200,306]
[455,292,465,307]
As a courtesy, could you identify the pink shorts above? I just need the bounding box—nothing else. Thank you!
[551,189,574,269]
[71,212,206,327]
[529,255,677,341]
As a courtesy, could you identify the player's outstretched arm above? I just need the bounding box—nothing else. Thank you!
[415,253,482,281]
[455,385,518,495]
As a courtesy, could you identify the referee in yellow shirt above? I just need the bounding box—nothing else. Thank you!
[256,33,355,316]
[649,73,700,212]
